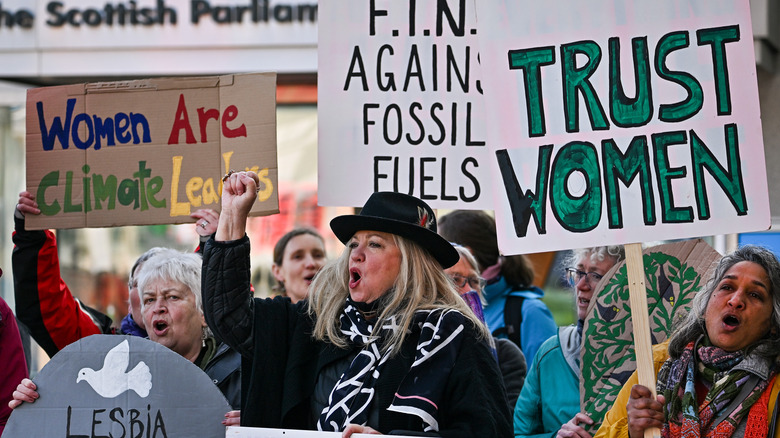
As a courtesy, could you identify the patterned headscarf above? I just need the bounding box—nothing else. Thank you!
[656,336,777,438]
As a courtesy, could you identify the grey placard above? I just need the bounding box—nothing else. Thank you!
[3,334,231,437]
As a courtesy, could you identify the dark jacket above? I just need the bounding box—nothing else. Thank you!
[495,337,527,414]
[202,235,512,437]
[202,337,242,410]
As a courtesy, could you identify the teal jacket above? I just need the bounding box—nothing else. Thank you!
[513,326,581,438]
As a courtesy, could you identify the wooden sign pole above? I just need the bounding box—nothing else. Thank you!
[624,243,661,438]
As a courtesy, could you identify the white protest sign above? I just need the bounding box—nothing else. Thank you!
[318,0,492,209]
[226,426,391,437]
[474,0,769,255]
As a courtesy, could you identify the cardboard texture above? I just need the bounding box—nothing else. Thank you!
[3,335,231,437]
[578,239,722,433]
[25,72,278,230]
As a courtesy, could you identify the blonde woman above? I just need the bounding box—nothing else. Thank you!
[202,171,511,437]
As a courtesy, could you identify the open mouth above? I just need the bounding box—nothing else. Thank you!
[349,269,361,288]
[723,314,740,329]
[153,320,169,334]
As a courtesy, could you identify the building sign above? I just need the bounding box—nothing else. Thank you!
[25,72,278,230]
[0,0,318,77]
[3,335,232,437]
[0,1,316,29]
[474,0,770,254]
[317,0,493,209]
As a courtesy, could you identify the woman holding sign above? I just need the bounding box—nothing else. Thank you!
[201,171,512,437]
[10,249,242,411]
[595,245,780,438]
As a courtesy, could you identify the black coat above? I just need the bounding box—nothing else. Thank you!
[202,236,512,437]
[203,339,242,410]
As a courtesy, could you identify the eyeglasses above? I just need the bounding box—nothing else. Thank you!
[449,274,485,291]
[566,268,604,286]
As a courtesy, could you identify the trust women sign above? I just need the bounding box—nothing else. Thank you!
[474,0,769,254]
[25,72,278,230]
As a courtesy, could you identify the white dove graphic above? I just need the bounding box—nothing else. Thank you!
[76,339,153,398]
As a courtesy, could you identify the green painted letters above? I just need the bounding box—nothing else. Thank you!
[92,175,118,210]
[691,123,746,219]
[38,171,61,216]
[117,179,140,208]
[561,41,609,133]
[64,171,82,213]
[550,141,601,231]
[655,31,703,122]
[652,131,694,223]
[609,36,653,127]
[133,161,152,211]
[602,136,655,228]
[508,46,556,137]
[697,26,740,116]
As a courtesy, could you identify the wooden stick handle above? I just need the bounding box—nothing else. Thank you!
[624,243,661,438]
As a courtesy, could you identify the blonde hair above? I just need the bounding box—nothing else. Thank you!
[307,235,489,353]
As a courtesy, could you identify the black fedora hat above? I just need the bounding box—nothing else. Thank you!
[330,192,459,268]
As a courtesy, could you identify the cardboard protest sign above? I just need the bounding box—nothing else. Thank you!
[474,0,769,254]
[3,335,231,437]
[25,72,278,230]
[318,0,493,209]
[579,239,721,432]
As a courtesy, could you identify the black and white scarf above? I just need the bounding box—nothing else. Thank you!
[317,297,466,432]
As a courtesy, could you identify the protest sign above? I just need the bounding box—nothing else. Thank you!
[580,240,721,432]
[25,72,278,230]
[226,426,381,437]
[318,0,493,209]
[3,335,231,437]
[474,0,769,255]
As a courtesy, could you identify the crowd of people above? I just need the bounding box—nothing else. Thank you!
[2,172,780,438]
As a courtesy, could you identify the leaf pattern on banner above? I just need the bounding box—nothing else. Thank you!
[579,240,721,435]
